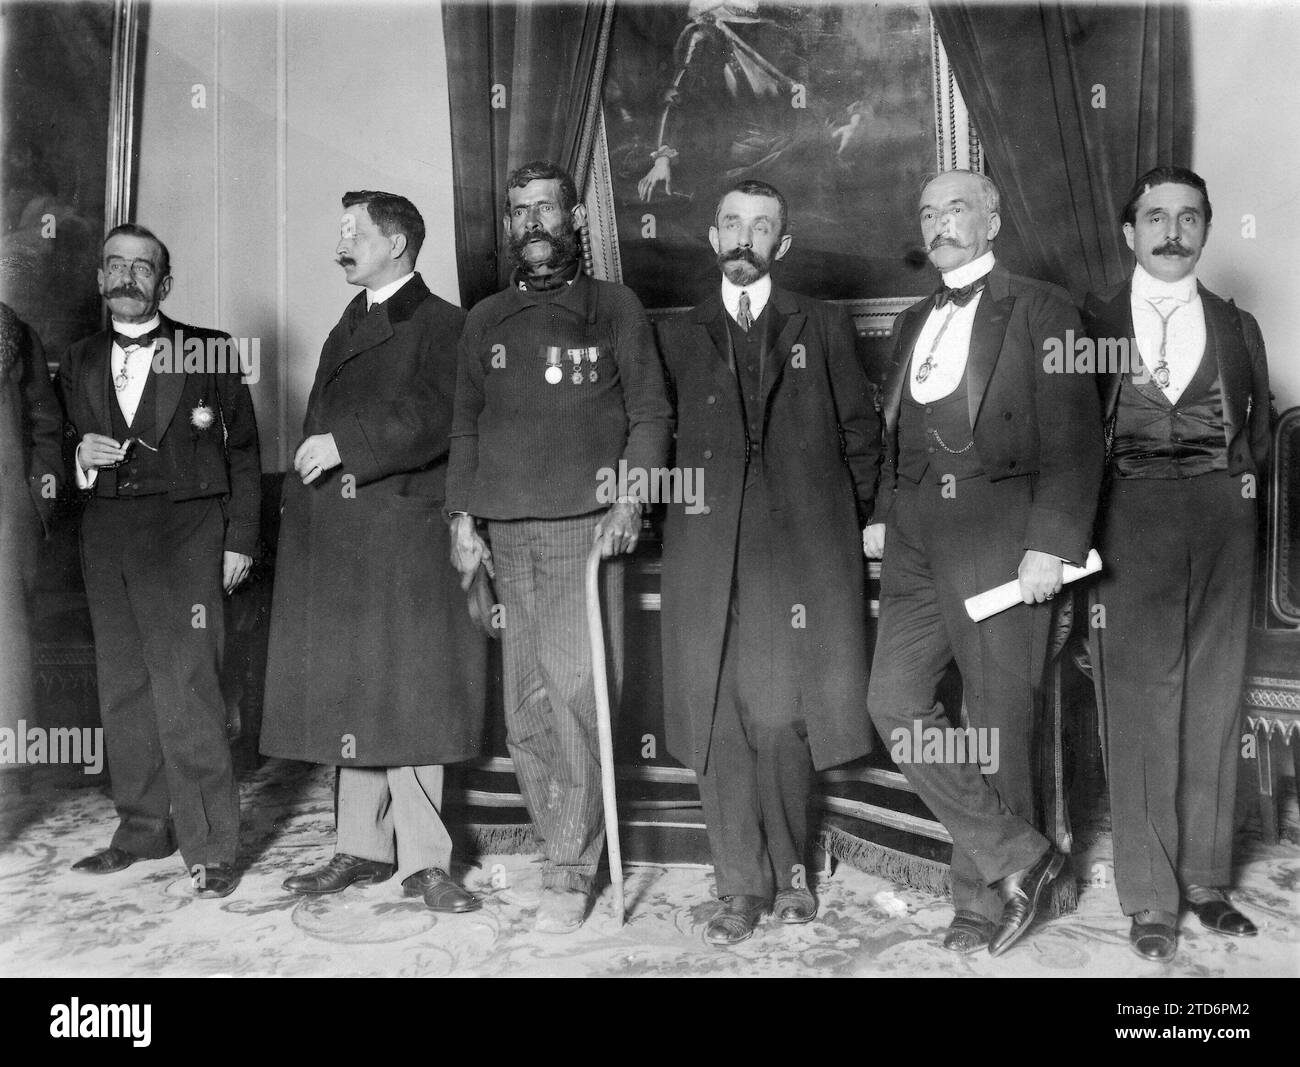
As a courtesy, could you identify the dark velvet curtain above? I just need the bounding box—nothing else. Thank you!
[932,2,1191,299]
[443,0,614,309]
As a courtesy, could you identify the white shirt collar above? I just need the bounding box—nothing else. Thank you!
[112,315,161,339]
[720,272,772,323]
[1131,263,1197,304]
[367,271,415,309]
[940,250,996,289]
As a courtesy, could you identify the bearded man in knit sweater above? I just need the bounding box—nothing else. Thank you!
[447,160,673,933]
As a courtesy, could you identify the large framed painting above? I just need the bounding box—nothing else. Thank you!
[1,0,143,360]
[585,0,981,336]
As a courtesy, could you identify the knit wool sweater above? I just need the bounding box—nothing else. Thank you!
[446,272,673,520]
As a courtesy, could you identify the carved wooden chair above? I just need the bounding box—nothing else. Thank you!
[1243,407,1300,843]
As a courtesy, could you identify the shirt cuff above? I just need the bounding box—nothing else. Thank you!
[74,450,98,490]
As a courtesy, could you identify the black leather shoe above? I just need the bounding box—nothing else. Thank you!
[988,847,1066,956]
[1130,916,1178,961]
[773,887,817,924]
[282,853,395,894]
[943,910,998,954]
[1185,888,1257,937]
[71,847,136,874]
[402,868,482,913]
[194,863,239,899]
[704,895,769,947]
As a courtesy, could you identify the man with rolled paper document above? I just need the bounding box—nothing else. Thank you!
[863,170,1103,956]
[964,549,1102,622]
[1083,166,1271,962]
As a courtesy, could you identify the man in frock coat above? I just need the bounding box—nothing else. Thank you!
[261,191,486,913]
[864,170,1103,956]
[657,178,880,946]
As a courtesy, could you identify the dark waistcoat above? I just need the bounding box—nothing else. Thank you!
[897,373,985,484]
[105,364,166,497]
[1111,337,1229,479]
[726,305,772,487]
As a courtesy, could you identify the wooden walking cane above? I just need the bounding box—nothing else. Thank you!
[584,541,625,926]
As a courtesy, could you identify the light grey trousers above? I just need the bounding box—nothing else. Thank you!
[336,765,452,883]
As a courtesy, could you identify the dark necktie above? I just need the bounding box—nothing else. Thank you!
[347,298,376,334]
[113,328,158,351]
[933,277,988,309]
[737,291,753,331]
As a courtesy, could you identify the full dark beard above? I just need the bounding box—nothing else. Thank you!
[508,224,581,275]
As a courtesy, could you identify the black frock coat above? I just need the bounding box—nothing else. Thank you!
[656,285,880,772]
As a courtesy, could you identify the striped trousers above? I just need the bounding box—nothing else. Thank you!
[487,514,624,894]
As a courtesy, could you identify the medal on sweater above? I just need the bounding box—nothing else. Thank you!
[544,345,563,385]
[570,348,583,385]
[586,346,599,383]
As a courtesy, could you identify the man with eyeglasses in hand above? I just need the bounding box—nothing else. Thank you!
[59,223,260,898]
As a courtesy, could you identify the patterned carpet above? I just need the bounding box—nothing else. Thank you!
[1,759,1296,978]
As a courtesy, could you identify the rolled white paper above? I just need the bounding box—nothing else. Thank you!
[964,548,1103,622]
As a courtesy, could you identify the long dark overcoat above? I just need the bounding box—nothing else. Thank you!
[260,275,486,767]
[0,305,61,732]
[655,285,880,772]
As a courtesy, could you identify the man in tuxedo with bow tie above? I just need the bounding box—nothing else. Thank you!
[59,224,261,897]
[261,191,485,915]
[1083,166,1270,962]
[656,179,879,946]
[864,170,1102,955]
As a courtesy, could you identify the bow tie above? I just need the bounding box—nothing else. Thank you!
[933,277,988,309]
[113,328,159,351]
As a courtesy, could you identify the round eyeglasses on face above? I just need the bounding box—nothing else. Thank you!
[104,260,158,280]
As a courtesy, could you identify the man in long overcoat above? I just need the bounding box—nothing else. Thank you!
[656,179,880,946]
[0,303,62,742]
[261,191,485,914]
